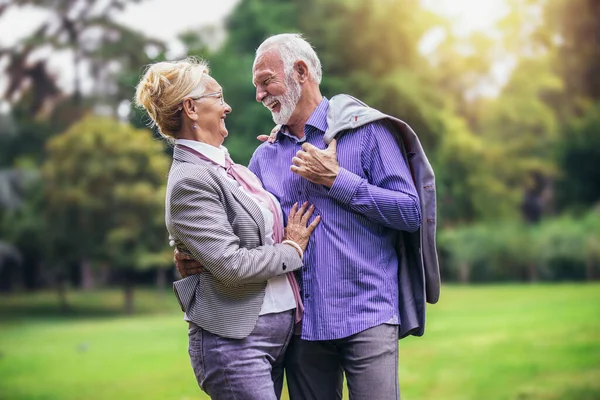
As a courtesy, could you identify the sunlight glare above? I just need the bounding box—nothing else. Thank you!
[421,0,509,36]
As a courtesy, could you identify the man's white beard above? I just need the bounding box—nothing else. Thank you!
[266,75,301,125]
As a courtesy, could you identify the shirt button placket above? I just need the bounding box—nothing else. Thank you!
[297,140,305,200]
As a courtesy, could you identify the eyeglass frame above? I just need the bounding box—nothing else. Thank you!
[189,91,224,105]
[178,91,224,111]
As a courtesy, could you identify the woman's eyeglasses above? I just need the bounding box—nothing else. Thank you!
[190,91,224,105]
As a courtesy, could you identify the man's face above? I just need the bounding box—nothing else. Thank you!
[252,51,301,125]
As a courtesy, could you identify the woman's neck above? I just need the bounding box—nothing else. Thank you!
[177,128,221,148]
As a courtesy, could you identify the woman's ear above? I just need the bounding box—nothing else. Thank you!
[182,98,198,121]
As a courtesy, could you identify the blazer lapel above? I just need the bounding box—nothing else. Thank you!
[223,179,266,244]
[174,145,267,244]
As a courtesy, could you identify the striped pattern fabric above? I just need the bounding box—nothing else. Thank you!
[323,93,441,338]
[167,146,303,339]
[249,98,421,341]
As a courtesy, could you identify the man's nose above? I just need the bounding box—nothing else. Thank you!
[256,87,267,103]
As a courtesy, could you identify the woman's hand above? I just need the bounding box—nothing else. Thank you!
[174,248,205,277]
[284,202,321,252]
[256,124,281,143]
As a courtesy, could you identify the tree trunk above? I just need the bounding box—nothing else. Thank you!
[96,262,110,287]
[80,259,95,290]
[73,40,82,104]
[528,262,538,282]
[57,278,69,313]
[459,262,470,284]
[156,268,166,298]
[124,271,134,315]
[585,259,595,281]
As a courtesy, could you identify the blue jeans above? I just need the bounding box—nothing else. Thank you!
[188,309,295,400]
[285,323,400,400]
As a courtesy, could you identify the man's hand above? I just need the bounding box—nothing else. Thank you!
[291,139,340,188]
[257,125,281,143]
[174,248,205,278]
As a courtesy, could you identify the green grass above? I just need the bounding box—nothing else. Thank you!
[0,284,599,400]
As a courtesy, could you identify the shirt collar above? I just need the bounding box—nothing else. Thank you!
[176,139,227,168]
[278,97,329,142]
[305,97,329,132]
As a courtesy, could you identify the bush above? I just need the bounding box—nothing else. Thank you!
[439,209,600,282]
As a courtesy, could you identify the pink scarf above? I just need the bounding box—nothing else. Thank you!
[179,144,304,324]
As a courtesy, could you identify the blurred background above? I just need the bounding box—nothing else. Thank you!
[0,0,598,399]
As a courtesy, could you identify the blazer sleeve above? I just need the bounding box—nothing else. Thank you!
[169,174,302,287]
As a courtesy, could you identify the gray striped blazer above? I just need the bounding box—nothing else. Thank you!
[166,145,302,339]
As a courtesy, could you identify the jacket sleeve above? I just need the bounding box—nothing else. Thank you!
[327,120,421,232]
[169,173,302,287]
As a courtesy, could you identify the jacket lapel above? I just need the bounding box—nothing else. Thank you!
[223,178,266,244]
[174,145,267,244]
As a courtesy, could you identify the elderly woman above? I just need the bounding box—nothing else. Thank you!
[135,58,319,400]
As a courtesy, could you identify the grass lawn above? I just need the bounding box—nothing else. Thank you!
[0,284,599,400]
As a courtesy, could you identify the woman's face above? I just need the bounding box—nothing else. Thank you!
[191,77,232,147]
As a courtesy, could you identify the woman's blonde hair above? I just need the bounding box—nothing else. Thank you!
[135,57,210,140]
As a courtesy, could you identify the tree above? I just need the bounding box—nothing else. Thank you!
[434,112,520,224]
[42,115,171,313]
[555,104,600,211]
[476,55,563,221]
[301,0,445,152]
[493,0,600,214]
[181,0,447,165]
[542,0,600,111]
[0,0,165,115]
[0,0,168,293]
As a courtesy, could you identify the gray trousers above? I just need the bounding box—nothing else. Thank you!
[285,323,400,400]
[188,310,295,400]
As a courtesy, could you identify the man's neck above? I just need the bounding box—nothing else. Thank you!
[286,94,323,139]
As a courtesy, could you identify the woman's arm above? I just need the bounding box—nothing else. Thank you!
[169,174,301,287]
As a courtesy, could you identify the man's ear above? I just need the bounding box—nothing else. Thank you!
[295,60,310,84]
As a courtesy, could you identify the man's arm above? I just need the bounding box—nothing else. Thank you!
[328,121,421,231]
[292,121,421,232]
[248,151,262,181]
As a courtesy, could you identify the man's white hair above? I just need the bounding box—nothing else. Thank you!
[255,33,322,84]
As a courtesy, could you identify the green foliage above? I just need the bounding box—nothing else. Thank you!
[302,0,444,151]
[225,0,299,54]
[543,0,600,107]
[555,103,600,211]
[0,174,45,257]
[492,0,600,215]
[471,56,562,221]
[440,209,600,282]
[176,0,301,165]
[179,0,448,165]
[1,0,165,118]
[171,0,597,228]
[435,112,521,223]
[305,0,433,75]
[2,0,599,289]
[41,115,171,271]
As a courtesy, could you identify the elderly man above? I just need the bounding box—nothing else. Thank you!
[177,33,440,400]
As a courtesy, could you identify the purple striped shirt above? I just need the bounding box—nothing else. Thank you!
[248,97,421,340]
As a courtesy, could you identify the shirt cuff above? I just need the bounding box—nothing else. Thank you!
[328,167,363,205]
